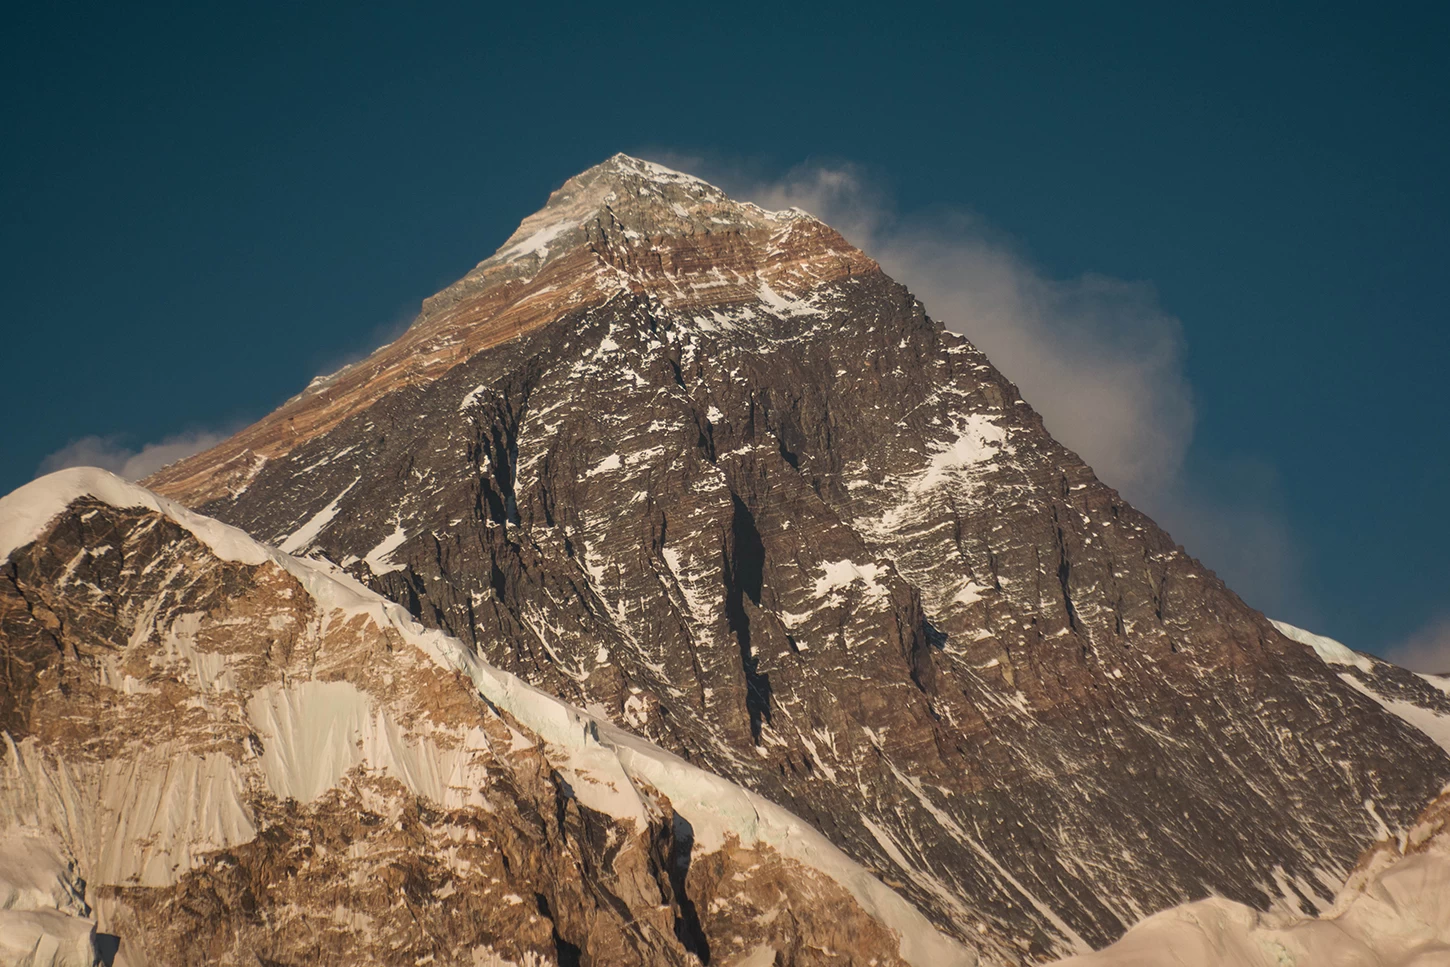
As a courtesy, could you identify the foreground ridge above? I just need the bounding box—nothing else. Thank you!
[0,467,971,966]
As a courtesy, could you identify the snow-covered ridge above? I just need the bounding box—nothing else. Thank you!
[0,468,974,967]
[0,466,270,568]
[1273,618,1450,757]
[1271,619,1375,672]
[599,152,716,190]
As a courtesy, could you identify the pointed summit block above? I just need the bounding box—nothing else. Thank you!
[493,154,735,260]
[433,152,871,322]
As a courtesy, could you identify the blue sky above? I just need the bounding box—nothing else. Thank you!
[3,3,1446,663]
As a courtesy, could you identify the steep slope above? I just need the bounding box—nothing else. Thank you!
[1273,620,1450,754]
[0,467,969,967]
[142,155,1450,960]
[1048,783,1450,966]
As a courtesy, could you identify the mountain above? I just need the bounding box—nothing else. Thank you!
[1271,620,1450,753]
[4,154,1447,965]
[1041,623,1450,965]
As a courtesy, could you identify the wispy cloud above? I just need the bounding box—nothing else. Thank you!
[656,153,1311,620]
[36,430,228,482]
[303,304,419,394]
[1386,616,1450,674]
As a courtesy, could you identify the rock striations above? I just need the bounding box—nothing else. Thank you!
[4,155,1448,966]
[1053,781,1450,966]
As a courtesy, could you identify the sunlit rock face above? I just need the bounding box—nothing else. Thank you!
[143,155,875,508]
[5,154,1443,965]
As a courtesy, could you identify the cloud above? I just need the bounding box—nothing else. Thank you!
[730,162,1196,501]
[658,154,1310,619]
[36,430,228,482]
[1148,460,1310,620]
[304,304,420,393]
[1386,616,1450,674]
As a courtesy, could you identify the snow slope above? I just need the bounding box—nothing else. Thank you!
[0,828,95,967]
[1271,619,1376,673]
[0,467,974,967]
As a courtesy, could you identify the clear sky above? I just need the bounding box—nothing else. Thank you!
[3,3,1446,663]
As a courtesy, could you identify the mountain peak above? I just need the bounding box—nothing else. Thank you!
[589,153,722,192]
[475,154,809,278]
[141,155,877,505]
[120,149,1450,965]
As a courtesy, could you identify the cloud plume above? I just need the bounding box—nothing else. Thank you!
[1387,616,1450,674]
[737,163,1194,501]
[36,431,228,482]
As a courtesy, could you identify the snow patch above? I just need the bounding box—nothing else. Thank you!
[2,734,255,889]
[279,478,359,553]
[756,281,823,318]
[459,384,488,412]
[586,454,622,477]
[812,559,891,606]
[364,522,409,575]
[495,218,575,263]
[246,680,491,809]
[913,415,1008,493]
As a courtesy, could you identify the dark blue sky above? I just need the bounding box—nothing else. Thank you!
[4,3,1446,660]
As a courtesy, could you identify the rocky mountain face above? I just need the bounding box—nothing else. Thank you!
[1271,619,1450,753]
[1054,781,1450,966]
[120,155,1450,961]
[0,468,963,967]
[5,155,1448,967]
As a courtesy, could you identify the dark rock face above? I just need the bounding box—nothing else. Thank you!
[142,156,1450,960]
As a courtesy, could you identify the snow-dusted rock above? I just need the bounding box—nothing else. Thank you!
[1049,785,1450,966]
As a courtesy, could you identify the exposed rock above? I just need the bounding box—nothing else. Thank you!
[143,155,873,507]
[1048,783,1450,966]
[1273,619,1450,754]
